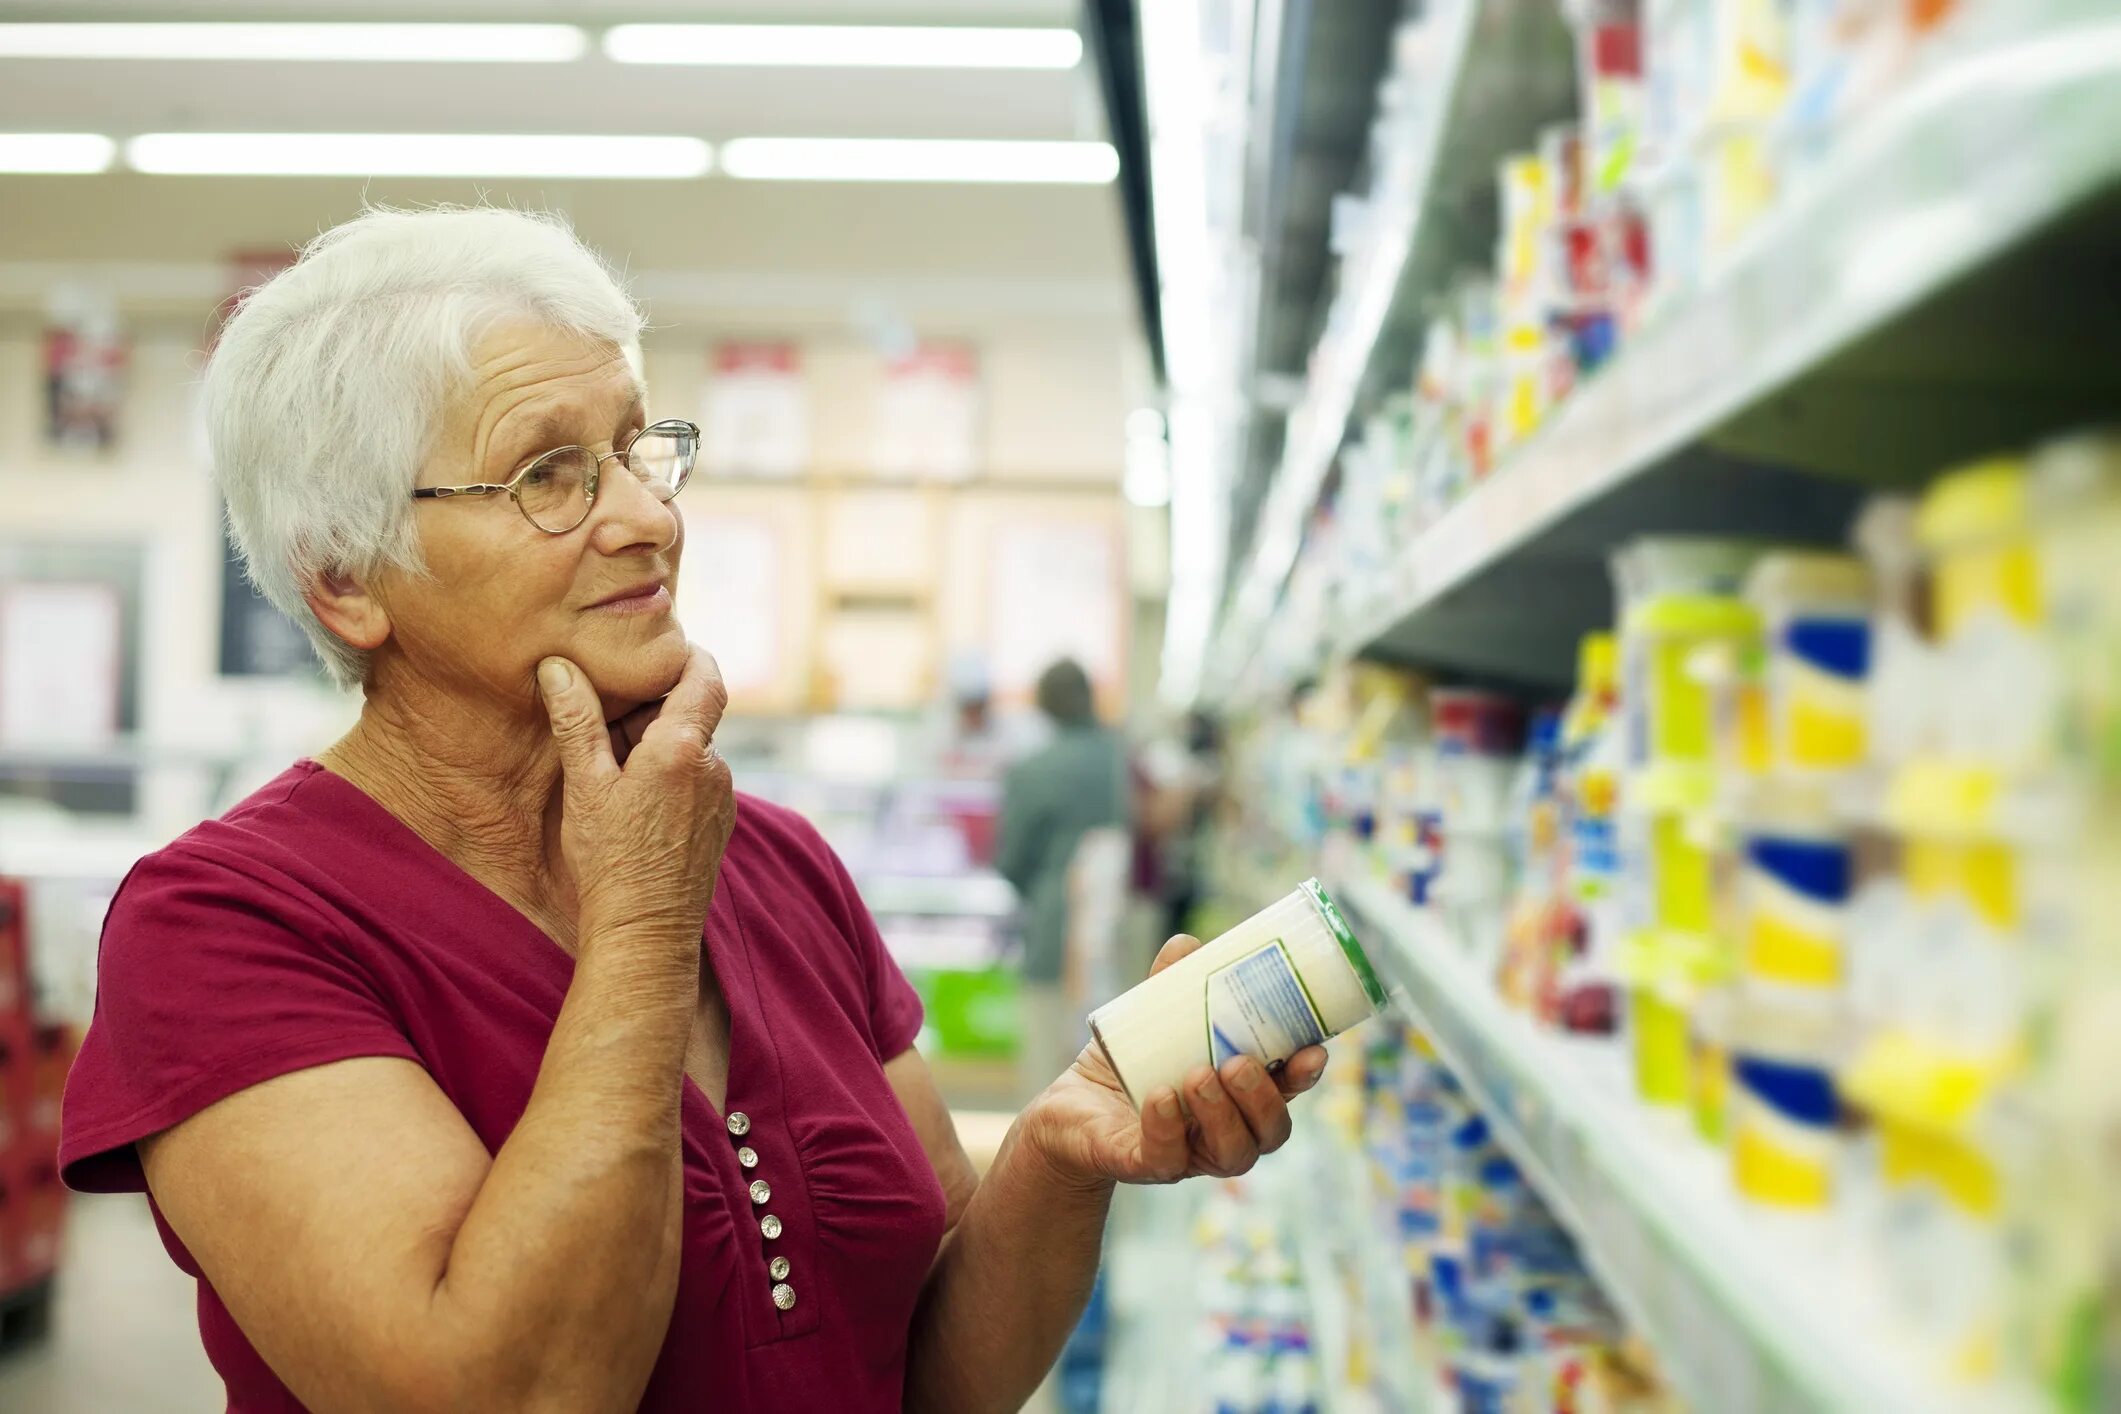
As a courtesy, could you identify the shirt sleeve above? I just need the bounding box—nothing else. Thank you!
[817,836,926,1063]
[60,845,420,1194]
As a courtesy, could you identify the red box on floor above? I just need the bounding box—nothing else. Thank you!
[0,1170,16,1296]
[0,1158,63,1291]
[0,879,24,1019]
[26,1024,72,1142]
[0,1025,25,1163]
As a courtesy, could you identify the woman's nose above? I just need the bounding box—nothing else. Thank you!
[587,457,680,555]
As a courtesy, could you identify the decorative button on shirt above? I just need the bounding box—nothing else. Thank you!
[726,1112,751,1137]
[769,1256,791,1282]
[737,1146,759,1169]
[772,1283,797,1312]
[760,1214,783,1241]
[749,1179,772,1205]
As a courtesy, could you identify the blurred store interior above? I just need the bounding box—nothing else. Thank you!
[3,0,2121,1411]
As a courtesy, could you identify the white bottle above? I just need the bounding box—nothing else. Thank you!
[1087,880,1388,1112]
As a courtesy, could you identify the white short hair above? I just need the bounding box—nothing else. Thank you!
[205,205,644,687]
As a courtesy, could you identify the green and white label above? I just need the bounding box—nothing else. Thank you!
[1204,940,1328,1067]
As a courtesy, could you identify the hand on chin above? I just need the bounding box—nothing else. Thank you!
[551,639,694,763]
[570,636,689,715]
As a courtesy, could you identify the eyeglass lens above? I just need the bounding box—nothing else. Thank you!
[516,422,697,532]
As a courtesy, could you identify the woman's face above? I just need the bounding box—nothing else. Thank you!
[380,322,690,717]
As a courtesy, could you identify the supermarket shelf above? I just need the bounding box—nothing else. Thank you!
[1335,3,2121,688]
[1099,1184,1201,1414]
[859,872,1016,919]
[1292,1119,1435,1414]
[1330,866,2044,1414]
[1218,0,1577,672]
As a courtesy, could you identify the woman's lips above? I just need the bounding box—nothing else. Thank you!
[586,584,672,615]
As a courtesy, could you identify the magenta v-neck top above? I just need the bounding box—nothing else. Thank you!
[60,760,947,1412]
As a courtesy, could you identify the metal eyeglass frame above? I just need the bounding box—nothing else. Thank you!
[410,418,701,534]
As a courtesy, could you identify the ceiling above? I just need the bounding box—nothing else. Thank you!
[0,2,1132,333]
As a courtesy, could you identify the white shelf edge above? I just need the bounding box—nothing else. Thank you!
[1337,9,2121,665]
[858,871,1016,919]
[1329,864,2047,1414]
[1212,0,1484,681]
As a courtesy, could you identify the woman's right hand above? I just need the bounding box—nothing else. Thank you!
[536,644,738,948]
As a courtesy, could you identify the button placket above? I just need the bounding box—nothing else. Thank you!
[712,880,815,1340]
[728,1111,795,1317]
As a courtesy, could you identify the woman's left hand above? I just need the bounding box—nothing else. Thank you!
[1020,935,1329,1190]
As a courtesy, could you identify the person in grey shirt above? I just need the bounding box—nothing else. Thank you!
[996,658,1131,1099]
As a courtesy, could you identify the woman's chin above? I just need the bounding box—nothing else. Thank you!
[575,633,691,715]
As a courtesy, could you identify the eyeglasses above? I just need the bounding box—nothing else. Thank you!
[411,418,700,534]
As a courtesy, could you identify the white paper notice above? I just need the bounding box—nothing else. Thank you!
[672,518,781,698]
[987,522,1119,699]
[871,342,980,481]
[0,582,122,748]
[702,342,808,478]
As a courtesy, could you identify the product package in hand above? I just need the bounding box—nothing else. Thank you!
[1088,880,1387,1114]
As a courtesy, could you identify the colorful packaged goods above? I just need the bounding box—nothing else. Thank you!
[1556,633,1627,1035]
[1430,689,1527,958]
[1224,430,2121,1401]
[1610,537,1760,1122]
[1322,1024,1676,1413]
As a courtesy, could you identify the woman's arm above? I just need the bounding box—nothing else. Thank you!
[142,649,736,1414]
[895,936,1327,1414]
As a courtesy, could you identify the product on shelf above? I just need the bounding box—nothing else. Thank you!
[1498,707,1567,1016]
[1087,880,1386,1114]
[1229,423,2121,1406]
[1321,1022,1683,1412]
[1429,690,1528,959]
[1554,633,1627,1035]
[1189,1179,1324,1414]
[1610,536,1760,1129]
[1306,0,1989,617]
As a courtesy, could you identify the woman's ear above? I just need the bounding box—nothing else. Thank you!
[305,568,392,654]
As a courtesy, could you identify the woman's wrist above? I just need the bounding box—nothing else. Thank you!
[1012,1085,1121,1201]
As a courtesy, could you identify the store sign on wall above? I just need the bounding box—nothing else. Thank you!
[986,520,1120,702]
[41,290,128,454]
[873,342,980,482]
[701,341,808,479]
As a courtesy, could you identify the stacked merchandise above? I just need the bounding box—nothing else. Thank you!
[1314,1021,1681,1412]
[1248,428,2121,1407]
[1328,0,1994,573]
[1835,438,2121,1400]
[1187,1179,1326,1414]
[0,878,68,1341]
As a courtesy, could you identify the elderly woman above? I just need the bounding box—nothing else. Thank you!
[57,207,1327,1414]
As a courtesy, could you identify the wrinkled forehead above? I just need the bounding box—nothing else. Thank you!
[445,322,648,460]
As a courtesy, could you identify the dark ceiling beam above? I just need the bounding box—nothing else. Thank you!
[1081,0,1164,382]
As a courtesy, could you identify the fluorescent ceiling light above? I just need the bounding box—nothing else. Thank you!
[125,133,712,179]
[0,23,587,62]
[604,24,1080,69]
[721,138,1116,184]
[0,133,115,173]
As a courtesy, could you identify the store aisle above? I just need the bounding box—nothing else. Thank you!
[0,1195,221,1413]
